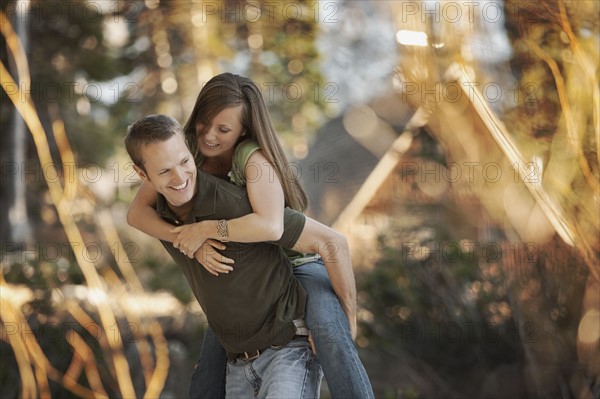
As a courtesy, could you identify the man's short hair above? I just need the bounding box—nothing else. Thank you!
[125,114,184,172]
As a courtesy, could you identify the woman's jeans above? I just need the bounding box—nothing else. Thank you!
[189,260,374,399]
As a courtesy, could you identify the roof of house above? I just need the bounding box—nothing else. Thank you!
[298,115,382,224]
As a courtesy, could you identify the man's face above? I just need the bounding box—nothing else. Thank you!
[135,133,197,207]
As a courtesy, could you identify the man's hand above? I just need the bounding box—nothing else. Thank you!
[171,222,211,258]
[308,332,316,355]
[194,240,234,276]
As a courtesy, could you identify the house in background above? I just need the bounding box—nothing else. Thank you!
[297,87,403,258]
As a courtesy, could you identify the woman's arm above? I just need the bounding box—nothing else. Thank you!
[128,181,234,275]
[173,150,285,251]
[127,181,178,242]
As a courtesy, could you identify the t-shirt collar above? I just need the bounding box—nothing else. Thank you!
[155,170,217,222]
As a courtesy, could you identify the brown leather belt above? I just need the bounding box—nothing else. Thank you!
[230,320,309,361]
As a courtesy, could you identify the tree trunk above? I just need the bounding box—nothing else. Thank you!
[1,0,31,245]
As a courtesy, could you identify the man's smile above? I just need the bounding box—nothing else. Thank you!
[171,180,189,191]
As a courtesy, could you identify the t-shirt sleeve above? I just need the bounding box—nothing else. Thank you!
[230,139,261,186]
[269,207,306,249]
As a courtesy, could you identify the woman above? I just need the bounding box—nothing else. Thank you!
[127,73,374,398]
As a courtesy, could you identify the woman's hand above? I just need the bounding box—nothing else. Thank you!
[194,239,234,276]
[171,222,213,258]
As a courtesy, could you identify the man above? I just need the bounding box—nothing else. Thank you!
[124,114,359,398]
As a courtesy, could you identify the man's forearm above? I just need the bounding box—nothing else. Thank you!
[321,237,357,339]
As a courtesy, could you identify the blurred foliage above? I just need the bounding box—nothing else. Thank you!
[1,1,133,167]
[358,0,599,397]
[143,256,192,304]
[2,0,326,165]
[357,131,590,398]
[356,133,521,398]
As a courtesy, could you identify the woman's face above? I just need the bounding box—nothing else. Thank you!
[196,105,244,160]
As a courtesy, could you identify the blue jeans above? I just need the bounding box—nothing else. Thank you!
[190,327,226,399]
[225,336,322,398]
[189,260,374,399]
[294,260,374,398]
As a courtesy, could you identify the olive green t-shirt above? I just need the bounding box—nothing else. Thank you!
[156,170,307,355]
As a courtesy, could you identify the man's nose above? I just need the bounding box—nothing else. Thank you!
[173,167,186,182]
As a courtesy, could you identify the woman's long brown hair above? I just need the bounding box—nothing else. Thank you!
[183,73,308,212]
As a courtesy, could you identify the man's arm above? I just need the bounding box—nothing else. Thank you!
[293,217,358,340]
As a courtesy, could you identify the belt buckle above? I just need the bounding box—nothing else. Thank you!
[241,349,261,360]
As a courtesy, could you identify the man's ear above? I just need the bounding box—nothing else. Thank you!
[133,164,148,181]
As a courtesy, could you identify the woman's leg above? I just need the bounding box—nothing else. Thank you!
[293,260,375,399]
[189,326,227,399]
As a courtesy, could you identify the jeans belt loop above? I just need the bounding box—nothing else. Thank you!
[291,254,321,267]
[293,319,309,337]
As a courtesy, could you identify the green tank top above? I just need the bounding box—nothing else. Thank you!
[231,140,314,265]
